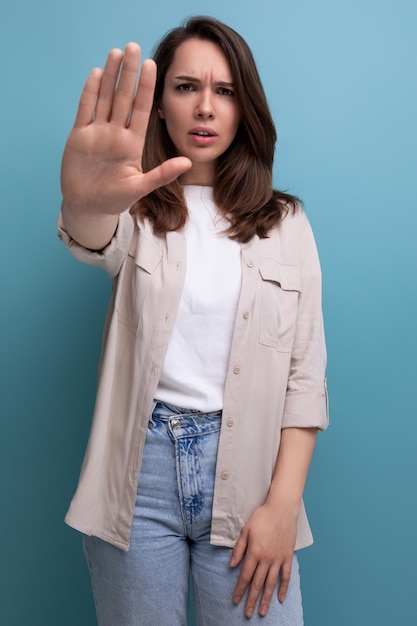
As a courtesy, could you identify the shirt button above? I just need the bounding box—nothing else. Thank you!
[233,365,240,374]
[171,419,181,430]
[247,260,254,268]
[227,419,234,427]
[221,471,229,480]
[242,311,250,319]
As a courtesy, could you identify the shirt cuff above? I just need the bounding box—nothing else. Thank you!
[282,380,329,431]
[57,210,134,278]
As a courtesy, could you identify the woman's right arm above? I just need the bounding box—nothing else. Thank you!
[60,43,191,250]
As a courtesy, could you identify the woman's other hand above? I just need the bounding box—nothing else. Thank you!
[229,503,297,618]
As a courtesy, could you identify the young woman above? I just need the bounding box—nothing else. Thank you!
[59,16,328,625]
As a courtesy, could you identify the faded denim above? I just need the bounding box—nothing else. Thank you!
[83,401,303,625]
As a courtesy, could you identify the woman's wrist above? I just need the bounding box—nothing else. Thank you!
[61,199,119,250]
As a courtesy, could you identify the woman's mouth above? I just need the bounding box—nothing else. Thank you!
[189,127,218,145]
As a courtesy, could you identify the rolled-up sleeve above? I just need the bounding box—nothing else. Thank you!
[57,209,134,279]
[282,213,329,431]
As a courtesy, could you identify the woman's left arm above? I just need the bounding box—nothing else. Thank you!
[231,211,328,619]
[230,426,317,618]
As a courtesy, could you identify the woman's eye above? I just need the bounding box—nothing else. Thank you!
[177,83,195,92]
[218,87,234,97]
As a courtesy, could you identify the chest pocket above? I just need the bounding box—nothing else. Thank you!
[116,232,163,334]
[259,259,301,352]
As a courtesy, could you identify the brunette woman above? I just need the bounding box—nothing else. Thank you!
[59,16,328,625]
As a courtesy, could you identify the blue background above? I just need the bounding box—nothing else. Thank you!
[1,0,416,624]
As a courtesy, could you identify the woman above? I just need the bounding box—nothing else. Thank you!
[59,16,328,625]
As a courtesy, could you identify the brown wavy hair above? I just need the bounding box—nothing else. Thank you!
[131,16,300,243]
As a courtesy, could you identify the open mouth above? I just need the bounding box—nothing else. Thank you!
[191,131,215,136]
[188,128,218,145]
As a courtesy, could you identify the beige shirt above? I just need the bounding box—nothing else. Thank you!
[58,205,328,552]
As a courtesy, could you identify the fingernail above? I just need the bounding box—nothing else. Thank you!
[259,604,268,616]
[246,608,254,618]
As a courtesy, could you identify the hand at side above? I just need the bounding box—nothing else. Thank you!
[230,427,318,618]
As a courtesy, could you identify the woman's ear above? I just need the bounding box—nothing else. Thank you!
[157,104,165,119]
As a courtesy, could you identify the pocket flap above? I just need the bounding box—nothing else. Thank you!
[259,259,301,292]
[128,231,163,274]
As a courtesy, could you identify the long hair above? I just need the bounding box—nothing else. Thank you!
[131,16,300,243]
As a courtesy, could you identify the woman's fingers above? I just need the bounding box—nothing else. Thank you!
[92,43,142,126]
[235,557,291,618]
[73,43,153,136]
[243,563,274,619]
[73,68,103,128]
[258,565,281,617]
[129,59,157,139]
[232,554,257,608]
[277,558,292,603]
[110,43,142,126]
[94,48,124,123]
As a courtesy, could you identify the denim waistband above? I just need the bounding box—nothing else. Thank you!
[151,401,222,438]
[153,400,222,420]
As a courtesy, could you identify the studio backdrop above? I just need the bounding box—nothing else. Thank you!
[1,0,416,624]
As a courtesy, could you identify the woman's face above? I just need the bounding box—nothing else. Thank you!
[159,38,241,186]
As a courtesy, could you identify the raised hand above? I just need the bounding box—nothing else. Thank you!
[60,43,191,248]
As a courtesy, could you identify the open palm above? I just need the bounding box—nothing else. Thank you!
[61,43,191,217]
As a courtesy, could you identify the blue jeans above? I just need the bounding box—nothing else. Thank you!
[83,402,304,625]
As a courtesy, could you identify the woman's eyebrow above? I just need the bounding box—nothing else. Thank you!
[173,75,234,87]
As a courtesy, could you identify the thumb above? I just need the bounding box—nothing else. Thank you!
[141,157,192,194]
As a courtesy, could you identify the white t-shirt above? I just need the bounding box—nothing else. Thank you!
[155,185,241,411]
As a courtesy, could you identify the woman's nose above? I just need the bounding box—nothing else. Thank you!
[195,90,214,118]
